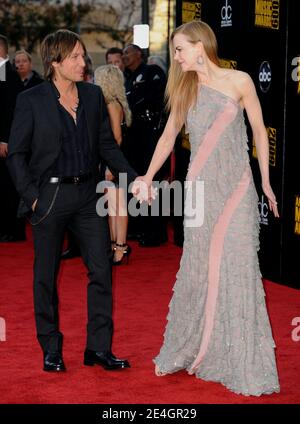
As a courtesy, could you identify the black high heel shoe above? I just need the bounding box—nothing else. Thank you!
[113,243,132,265]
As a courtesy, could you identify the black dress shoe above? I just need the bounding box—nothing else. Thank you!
[84,349,130,370]
[61,248,81,260]
[43,351,66,372]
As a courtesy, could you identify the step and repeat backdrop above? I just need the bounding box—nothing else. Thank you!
[175,0,299,288]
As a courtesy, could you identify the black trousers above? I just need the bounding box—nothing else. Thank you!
[0,159,26,238]
[31,179,113,353]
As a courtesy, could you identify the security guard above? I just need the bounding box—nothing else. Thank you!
[123,44,169,246]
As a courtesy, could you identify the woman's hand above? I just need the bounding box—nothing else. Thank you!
[131,176,157,205]
[262,181,279,218]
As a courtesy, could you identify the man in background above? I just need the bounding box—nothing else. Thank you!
[105,47,125,72]
[122,44,169,247]
[0,35,25,242]
[14,50,43,89]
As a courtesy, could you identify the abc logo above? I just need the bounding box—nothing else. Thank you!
[258,194,269,225]
[221,0,232,27]
[221,0,232,20]
[258,195,268,218]
[259,61,272,93]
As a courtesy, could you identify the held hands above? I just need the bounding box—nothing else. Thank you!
[262,181,279,218]
[131,176,158,205]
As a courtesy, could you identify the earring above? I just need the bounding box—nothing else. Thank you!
[197,55,204,65]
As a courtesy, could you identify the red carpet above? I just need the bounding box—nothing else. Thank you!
[0,225,300,404]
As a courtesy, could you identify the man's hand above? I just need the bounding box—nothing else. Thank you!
[131,176,157,205]
[0,143,8,158]
[32,199,38,212]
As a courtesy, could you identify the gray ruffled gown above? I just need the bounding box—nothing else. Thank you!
[154,85,280,396]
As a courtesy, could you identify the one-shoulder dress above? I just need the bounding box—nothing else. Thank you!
[154,85,280,396]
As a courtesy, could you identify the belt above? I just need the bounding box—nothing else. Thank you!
[49,172,93,185]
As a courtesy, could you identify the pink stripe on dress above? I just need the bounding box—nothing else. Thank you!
[187,100,238,182]
[189,167,251,373]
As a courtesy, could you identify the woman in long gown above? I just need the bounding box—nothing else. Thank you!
[132,20,280,396]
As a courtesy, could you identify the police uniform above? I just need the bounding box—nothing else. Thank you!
[124,62,169,245]
[124,62,167,176]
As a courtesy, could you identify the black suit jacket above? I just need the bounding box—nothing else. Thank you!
[23,70,44,90]
[0,60,23,143]
[7,80,137,217]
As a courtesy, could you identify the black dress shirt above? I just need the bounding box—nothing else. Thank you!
[51,83,92,177]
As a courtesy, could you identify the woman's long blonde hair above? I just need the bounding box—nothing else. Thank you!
[94,65,132,127]
[167,20,220,128]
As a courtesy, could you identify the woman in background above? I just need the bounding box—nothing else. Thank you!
[94,65,132,265]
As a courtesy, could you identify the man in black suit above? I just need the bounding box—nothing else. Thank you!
[7,30,137,372]
[0,35,25,242]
